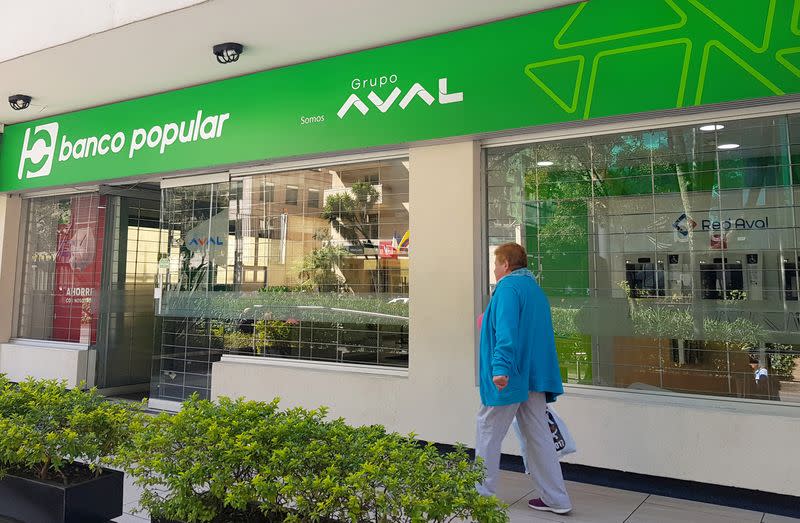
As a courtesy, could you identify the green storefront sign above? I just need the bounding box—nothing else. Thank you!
[2,0,799,191]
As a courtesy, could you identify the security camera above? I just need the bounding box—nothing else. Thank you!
[213,42,244,64]
[9,94,32,110]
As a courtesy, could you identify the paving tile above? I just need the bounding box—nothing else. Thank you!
[565,480,642,497]
[507,484,648,523]
[112,513,150,523]
[123,476,145,504]
[494,470,536,505]
[643,495,764,521]
[763,514,800,522]
[507,512,558,523]
[123,500,149,518]
[627,500,762,523]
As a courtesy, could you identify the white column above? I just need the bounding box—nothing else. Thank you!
[0,194,22,343]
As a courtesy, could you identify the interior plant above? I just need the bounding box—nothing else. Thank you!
[0,377,142,483]
[767,343,799,379]
[116,394,509,523]
[617,280,767,351]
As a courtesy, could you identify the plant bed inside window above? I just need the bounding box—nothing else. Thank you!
[0,376,142,523]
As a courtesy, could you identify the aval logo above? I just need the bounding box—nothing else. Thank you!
[18,122,59,180]
[337,77,463,119]
[673,213,697,237]
[184,211,229,266]
[701,217,769,231]
[187,236,224,247]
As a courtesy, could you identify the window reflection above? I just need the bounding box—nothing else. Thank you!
[152,159,410,401]
[486,114,800,403]
[17,194,106,344]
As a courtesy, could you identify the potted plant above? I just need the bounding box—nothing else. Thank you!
[116,394,508,522]
[0,376,142,523]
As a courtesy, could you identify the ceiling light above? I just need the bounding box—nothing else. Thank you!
[537,161,554,167]
[8,94,31,110]
[212,42,244,64]
[717,143,740,150]
[699,124,724,132]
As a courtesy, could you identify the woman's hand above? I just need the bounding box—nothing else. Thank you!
[493,375,509,391]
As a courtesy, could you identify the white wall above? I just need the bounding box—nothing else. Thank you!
[208,140,799,497]
[556,388,800,496]
[0,194,21,343]
[0,342,95,388]
[0,0,206,62]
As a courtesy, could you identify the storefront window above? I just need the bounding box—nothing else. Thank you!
[16,194,106,344]
[153,159,409,401]
[486,114,800,403]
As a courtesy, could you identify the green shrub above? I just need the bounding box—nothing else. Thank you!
[259,433,508,523]
[0,377,142,482]
[115,395,286,522]
[116,395,508,523]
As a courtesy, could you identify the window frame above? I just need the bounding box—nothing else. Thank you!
[284,185,299,206]
[307,188,320,209]
[262,181,275,203]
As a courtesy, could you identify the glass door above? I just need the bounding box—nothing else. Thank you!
[94,187,161,394]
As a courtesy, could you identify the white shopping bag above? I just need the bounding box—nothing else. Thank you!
[546,406,577,457]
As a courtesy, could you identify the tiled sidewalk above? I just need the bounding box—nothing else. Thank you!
[113,470,800,523]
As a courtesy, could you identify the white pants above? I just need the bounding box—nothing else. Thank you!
[475,392,571,510]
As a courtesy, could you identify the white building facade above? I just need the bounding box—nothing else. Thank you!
[1,0,799,500]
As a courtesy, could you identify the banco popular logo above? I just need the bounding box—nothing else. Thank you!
[17,110,230,181]
[18,122,59,180]
[673,213,697,237]
[337,76,463,119]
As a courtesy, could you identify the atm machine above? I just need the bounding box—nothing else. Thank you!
[624,255,667,298]
[613,251,764,301]
[783,255,799,302]
[612,252,687,298]
[697,252,763,301]
[782,254,800,334]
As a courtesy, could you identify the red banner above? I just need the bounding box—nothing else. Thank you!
[52,194,106,344]
[379,240,398,259]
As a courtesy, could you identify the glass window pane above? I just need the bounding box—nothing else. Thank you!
[151,158,410,401]
[17,193,106,344]
[485,114,800,403]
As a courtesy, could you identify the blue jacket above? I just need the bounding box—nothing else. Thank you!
[479,268,564,406]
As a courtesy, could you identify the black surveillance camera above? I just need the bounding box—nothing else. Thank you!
[9,94,32,110]
[212,42,244,64]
